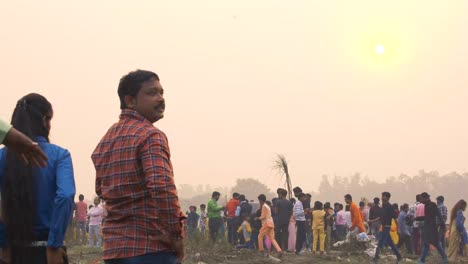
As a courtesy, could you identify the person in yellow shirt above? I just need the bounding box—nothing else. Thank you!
[312,201,326,254]
[236,215,253,249]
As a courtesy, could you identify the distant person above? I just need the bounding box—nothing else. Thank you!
[236,215,253,249]
[186,206,200,239]
[92,70,184,263]
[359,201,369,230]
[75,194,88,245]
[447,199,468,261]
[368,197,382,238]
[335,204,347,241]
[87,197,104,247]
[256,194,282,257]
[275,189,292,251]
[392,203,400,217]
[414,194,426,255]
[226,193,240,244]
[408,194,422,255]
[397,203,413,254]
[235,195,252,244]
[312,201,326,255]
[436,196,448,249]
[416,192,448,264]
[207,191,225,242]
[372,192,402,263]
[344,194,366,233]
[304,194,313,251]
[250,207,262,250]
[293,193,308,255]
[236,195,253,219]
[86,204,93,234]
[345,205,352,230]
[288,198,297,252]
[0,93,75,263]
[0,118,47,167]
[324,202,335,252]
[292,186,303,198]
[199,204,208,238]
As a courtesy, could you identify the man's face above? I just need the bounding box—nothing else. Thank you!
[127,78,165,123]
[214,195,220,201]
[94,197,100,206]
[345,197,351,204]
[421,196,429,204]
[382,195,389,203]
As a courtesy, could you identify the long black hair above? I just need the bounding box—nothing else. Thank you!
[1,93,52,258]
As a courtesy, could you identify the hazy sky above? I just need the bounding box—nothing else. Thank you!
[1,1,467,198]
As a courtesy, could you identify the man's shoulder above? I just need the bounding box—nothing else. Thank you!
[108,118,165,139]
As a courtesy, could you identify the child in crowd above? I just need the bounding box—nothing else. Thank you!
[236,215,253,249]
[199,204,207,238]
[312,201,326,254]
[186,206,200,239]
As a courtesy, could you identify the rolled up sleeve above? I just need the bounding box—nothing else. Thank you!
[0,119,12,144]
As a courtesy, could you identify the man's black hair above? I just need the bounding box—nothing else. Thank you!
[258,194,267,202]
[118,70,159,109]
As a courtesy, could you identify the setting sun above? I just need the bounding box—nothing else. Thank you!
[375,44,385,55]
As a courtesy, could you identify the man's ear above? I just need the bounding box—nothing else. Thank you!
[124,95,136,109]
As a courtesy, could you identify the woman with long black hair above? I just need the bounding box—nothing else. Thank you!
[0,93,75,264]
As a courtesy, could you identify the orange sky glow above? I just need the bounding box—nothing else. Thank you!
[1,1,467,198]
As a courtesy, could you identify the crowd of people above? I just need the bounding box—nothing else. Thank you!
[64,194,106,248]
[0,70,466,264]
[184,188,468,263]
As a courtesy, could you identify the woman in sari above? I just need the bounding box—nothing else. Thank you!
[447,199,468,261]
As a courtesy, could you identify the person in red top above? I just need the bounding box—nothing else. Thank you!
[226,192,240,244]
[344,194,366,233]
[75,194,88,245]
[92,70,184,264]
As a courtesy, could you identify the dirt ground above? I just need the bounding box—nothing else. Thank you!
[67,239,468,264]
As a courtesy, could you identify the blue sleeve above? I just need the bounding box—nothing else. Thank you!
[48,149,76,247]
[456,210,466,234]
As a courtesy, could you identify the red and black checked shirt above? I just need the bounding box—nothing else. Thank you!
[92,110,183,260]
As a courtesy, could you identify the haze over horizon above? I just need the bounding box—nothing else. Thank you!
[1,1,467,199]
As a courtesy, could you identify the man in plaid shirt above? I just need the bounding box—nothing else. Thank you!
[436,196,448,249]
[92,70,184,264]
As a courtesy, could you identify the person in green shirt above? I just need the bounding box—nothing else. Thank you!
[0,118,47,167]
[207,191,225,242]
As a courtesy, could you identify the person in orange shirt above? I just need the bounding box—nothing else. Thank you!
[226,192,240,244]
[344,194,366,234]
[256,194,283,258]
